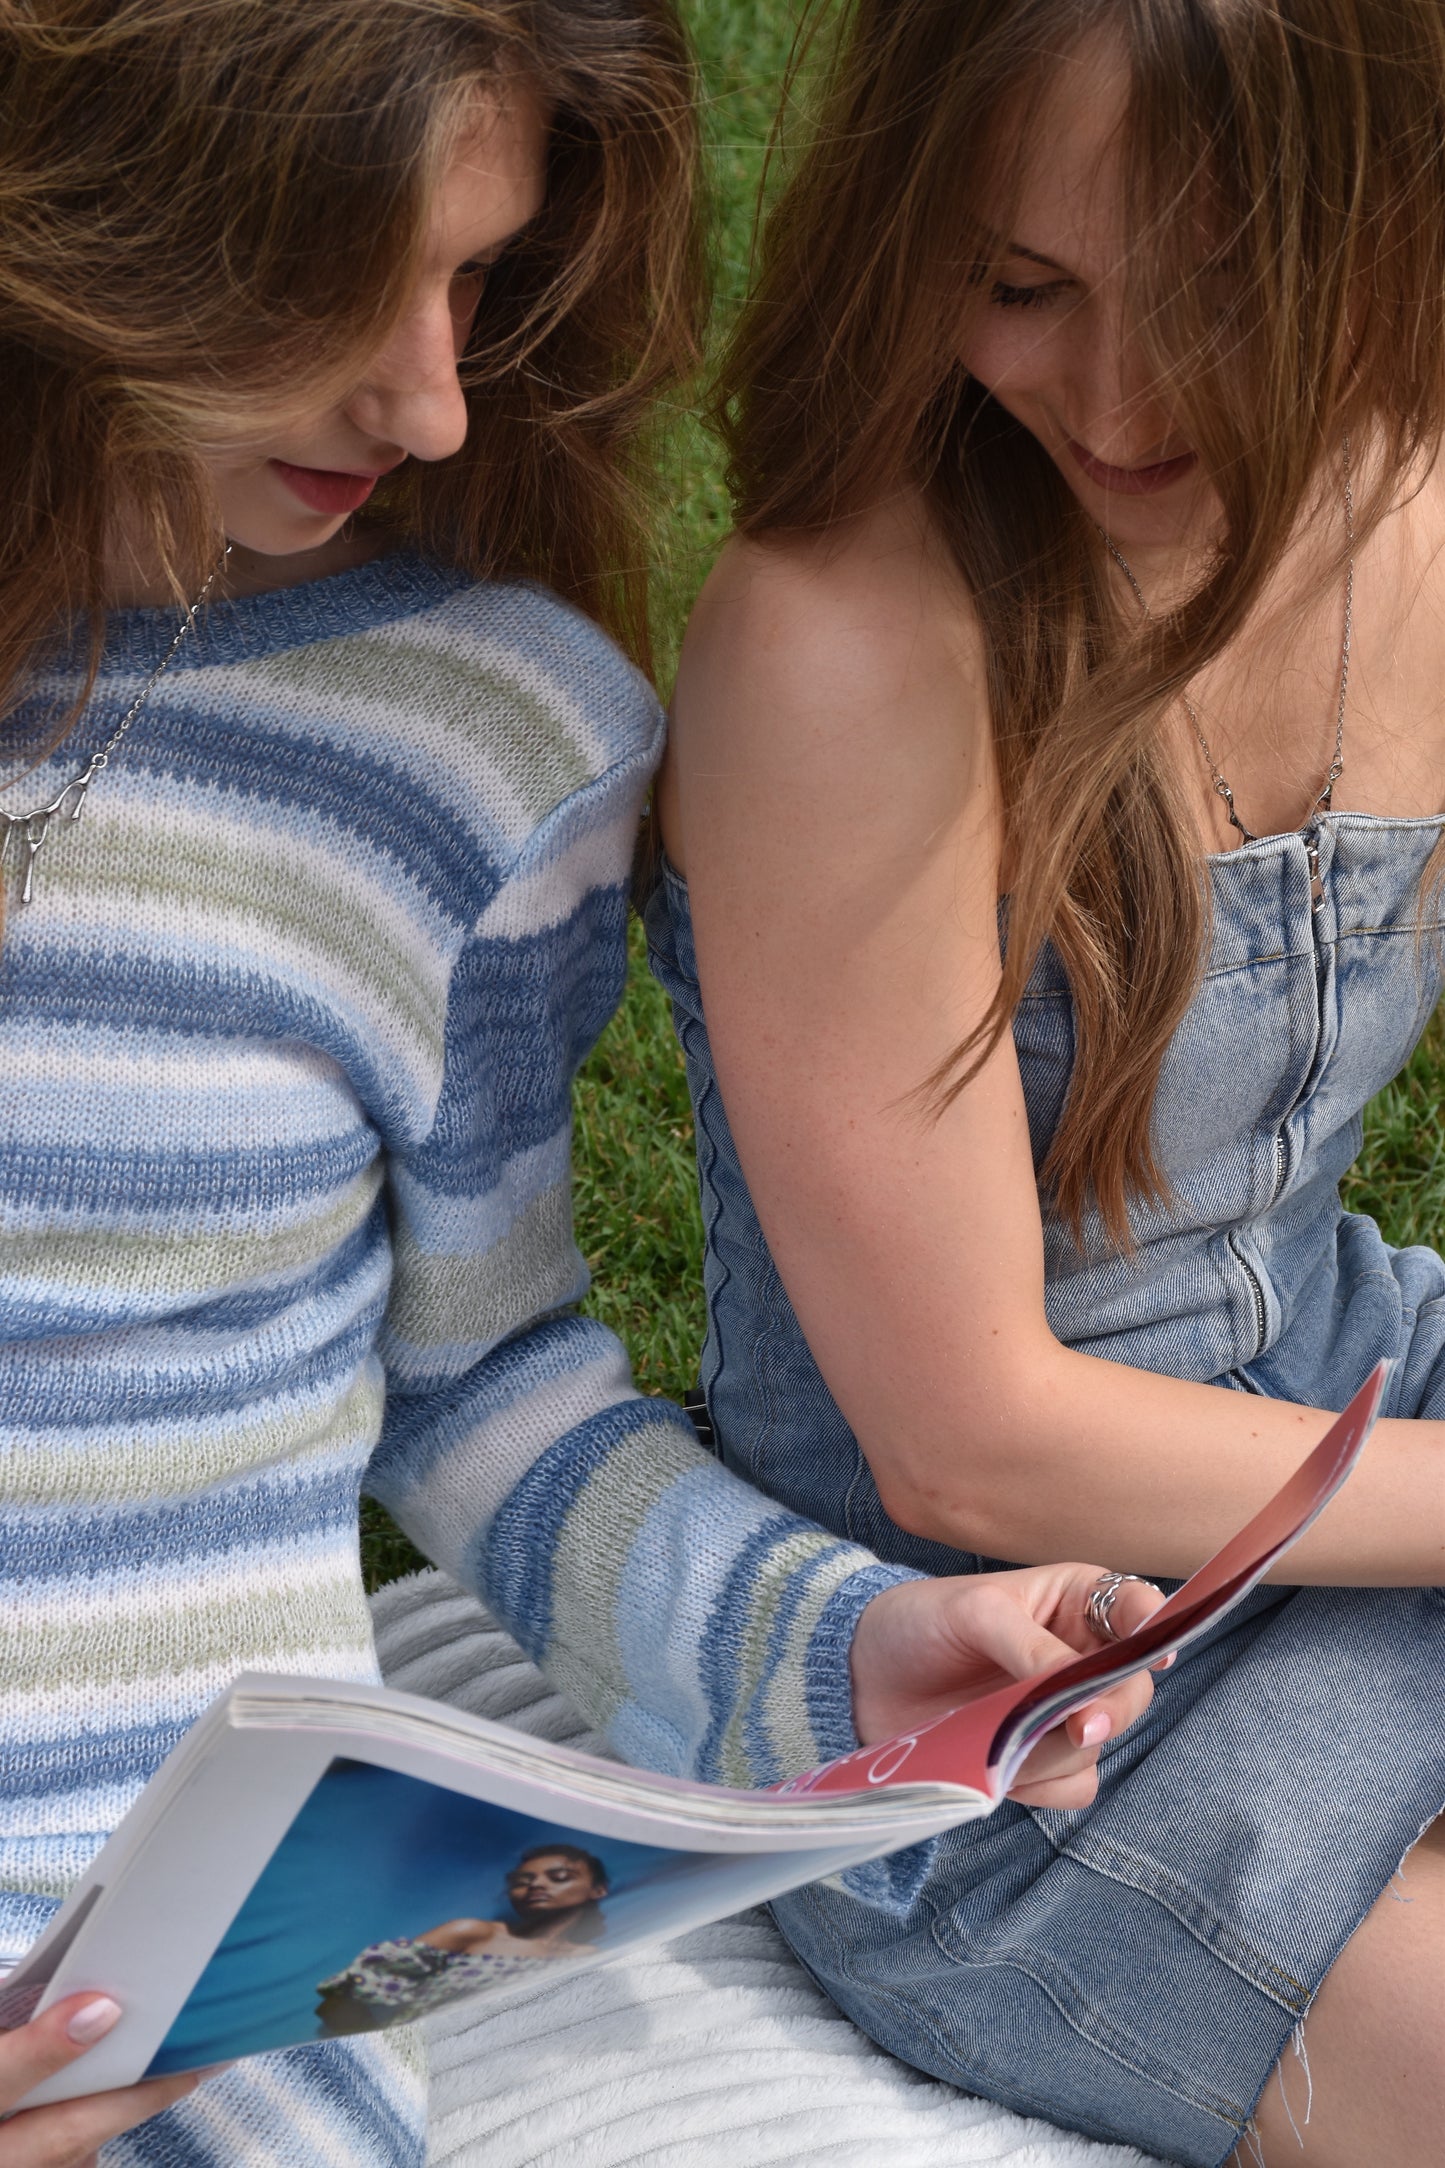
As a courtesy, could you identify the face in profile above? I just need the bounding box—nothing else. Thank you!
[505,1849,608,1921]
[201,84,549,561]
[958,29,1220,556]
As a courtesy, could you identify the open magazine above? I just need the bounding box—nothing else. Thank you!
[4,1365,1385,2109]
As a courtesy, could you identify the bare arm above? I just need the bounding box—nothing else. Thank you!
[664,512,1444,1587]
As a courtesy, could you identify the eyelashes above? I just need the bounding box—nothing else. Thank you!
[990,279,1067,311]
[448,262,492,330]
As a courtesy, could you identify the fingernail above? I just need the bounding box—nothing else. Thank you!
[1152,1652,1177,1671]
[1080,1709,1113,1745]
[67,1995,122,2045]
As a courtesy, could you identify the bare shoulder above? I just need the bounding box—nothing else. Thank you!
[672,494,987,768]
[417,1918,500,1952]
[663,496,992,875]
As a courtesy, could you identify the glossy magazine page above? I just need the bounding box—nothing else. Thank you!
[144,1755,861,2077]
[8,1692,978,2109]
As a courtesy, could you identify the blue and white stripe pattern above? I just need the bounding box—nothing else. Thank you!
[0,556,901,2163]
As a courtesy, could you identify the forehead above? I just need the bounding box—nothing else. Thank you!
[1001,30,1133,270]
[426,80,549,260]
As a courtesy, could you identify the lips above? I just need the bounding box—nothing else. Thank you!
[1066,440,1198,497]
[269,460,399,517]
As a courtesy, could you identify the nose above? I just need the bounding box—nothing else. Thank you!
[1068,297,1179,467]
[343,287,470,465]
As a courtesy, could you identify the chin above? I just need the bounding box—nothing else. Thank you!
[1058,463,1218,552]
[1072,484,1209,553]
[226,516,347,560]
[213,475,345,557]
[1090,503,1196,547]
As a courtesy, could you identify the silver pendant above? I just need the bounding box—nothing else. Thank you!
[0,774,92,906]
[0,546,227,908]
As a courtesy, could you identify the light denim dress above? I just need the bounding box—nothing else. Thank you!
[644,812,1445,2168]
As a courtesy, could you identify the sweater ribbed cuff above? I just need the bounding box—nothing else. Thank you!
[803,1559,943,1917]
[802,1559,923,1767]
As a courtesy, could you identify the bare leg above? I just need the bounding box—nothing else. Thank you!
[1229,1816,1444,2168]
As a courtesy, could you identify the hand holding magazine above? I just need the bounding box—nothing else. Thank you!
[3,1367,1385,2111]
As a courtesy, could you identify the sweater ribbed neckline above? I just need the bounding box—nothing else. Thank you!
[58,551,471,677]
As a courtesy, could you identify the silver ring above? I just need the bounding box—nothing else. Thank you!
[1085,1571,1155,1644]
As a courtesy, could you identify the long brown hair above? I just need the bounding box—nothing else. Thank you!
[0,0,703,739]
[719,0,1445,1246]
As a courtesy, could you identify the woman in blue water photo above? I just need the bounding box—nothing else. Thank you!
[316,1846,610,2035]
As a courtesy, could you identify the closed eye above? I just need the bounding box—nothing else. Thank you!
[990,279,1069,311]
[452,206,543,289]
[448,256,497,334]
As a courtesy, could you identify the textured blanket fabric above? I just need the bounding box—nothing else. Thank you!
[371,1571,1172,2168]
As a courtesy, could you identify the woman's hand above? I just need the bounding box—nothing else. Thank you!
[0,1992,201,2167]
[849,1563,1169,1808]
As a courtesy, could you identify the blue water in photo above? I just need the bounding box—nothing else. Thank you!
[148,1759,686,2072]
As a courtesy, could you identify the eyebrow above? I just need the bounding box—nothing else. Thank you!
[492,206,545,255]
[1001,239,1238,281]
[1004,242,1071,273]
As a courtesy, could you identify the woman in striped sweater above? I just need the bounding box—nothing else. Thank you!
[0,5,1161,2162]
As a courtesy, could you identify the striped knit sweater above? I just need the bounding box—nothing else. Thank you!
[0,556,905,2164]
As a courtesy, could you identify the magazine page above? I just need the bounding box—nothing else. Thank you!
[13,1701,979,2109]
[141,1756,873,2080]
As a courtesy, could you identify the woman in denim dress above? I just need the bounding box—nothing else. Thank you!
[647,4,1445,2165]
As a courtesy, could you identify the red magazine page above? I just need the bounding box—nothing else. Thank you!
[778,1362,1387,1805]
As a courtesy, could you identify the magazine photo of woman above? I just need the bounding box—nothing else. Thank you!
[316,1847,609,2035]
[653,3,1445,2166]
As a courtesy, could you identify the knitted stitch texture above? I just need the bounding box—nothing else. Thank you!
[0,556,905,2165]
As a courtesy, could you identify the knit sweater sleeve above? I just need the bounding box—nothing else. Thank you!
[361,743,917,1795]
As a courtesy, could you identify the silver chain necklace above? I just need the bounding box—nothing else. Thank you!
[0,550,228,907]
[1099,440,1354,910]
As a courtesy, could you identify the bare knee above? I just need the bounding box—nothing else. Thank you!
[1415,1810,1445,1856]
[1229,1825,1444,2168]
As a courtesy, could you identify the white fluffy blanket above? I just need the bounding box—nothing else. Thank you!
[371,1571,1171,2168]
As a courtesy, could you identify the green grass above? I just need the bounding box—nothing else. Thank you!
[569,0,808,1391]
[361,1,1445,1589]
[649,1,808,686]
[1342,1008,1445,1246]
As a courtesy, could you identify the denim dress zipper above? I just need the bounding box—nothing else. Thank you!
[1228,823,1326,1361]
